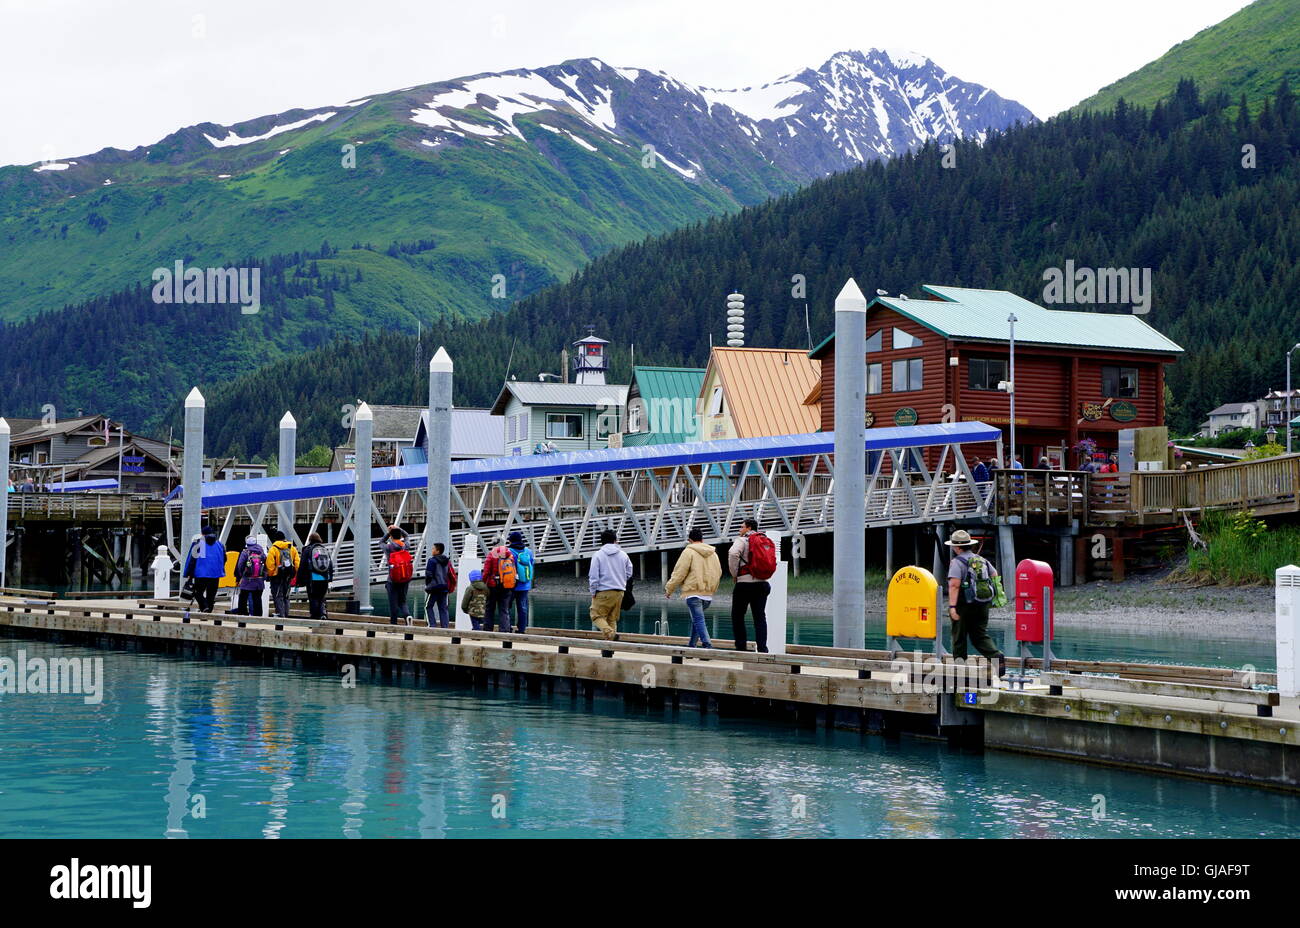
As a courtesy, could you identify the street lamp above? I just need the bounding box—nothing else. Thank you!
[1288,343,1300,454]
[1267,426,1278,446]
[1007,313,1018,466]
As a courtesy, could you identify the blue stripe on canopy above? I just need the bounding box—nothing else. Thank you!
[183,422,1001,509]
[46,478,120,493]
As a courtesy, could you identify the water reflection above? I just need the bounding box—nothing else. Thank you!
[0,634,1296,839]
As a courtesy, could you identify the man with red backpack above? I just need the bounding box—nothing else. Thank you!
[727,517,776,653]
[481,535,514,632]
[384,525,414,625]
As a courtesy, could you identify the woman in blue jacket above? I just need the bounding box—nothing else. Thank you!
[183,525,226,613]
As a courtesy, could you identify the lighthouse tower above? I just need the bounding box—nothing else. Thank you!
[572,328,610,385]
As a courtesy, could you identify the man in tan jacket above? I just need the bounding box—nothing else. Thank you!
[665,528,722,648]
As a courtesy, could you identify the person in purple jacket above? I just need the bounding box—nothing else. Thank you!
[233,535,267,616]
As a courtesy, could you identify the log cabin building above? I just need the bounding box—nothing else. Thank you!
[806,285,1183,469]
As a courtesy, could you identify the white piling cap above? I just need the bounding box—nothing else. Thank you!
[355,402,373,421]
[185,387,206,408]
[280,411,297,428]
[835,278,867,313]
[430,346,454,373]
[0,417,9,435]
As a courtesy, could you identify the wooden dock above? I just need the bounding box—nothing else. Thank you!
[2,595,1297,792]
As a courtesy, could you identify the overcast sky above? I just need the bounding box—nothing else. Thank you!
[0,0,1254,166]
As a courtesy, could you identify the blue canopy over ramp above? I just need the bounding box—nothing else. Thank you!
[178,422,1000,509]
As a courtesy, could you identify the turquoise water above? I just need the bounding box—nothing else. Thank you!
[1,622,1297,838]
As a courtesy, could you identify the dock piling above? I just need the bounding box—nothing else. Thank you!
[832,278,868,649]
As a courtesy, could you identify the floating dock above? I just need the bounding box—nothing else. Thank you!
[2,595,1296,792]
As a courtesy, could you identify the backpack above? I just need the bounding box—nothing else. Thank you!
[516,549,533,584]
[278,545,295,573]
[447,562,458,594]
[309,545,333,576]
[244,549,266,581]
[497,549,518,589]
[389,542,413,583]
[743,532,777,581]
[959,554,995,604]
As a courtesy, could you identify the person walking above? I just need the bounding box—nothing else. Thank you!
[503,530,535,633]
[460,569,489,631]
[481,535,513,632]
[588,529,632,640]
[383,525,414,625]
[234,535,267,616]
[727,517,776,653]
[266,529,300,618]
[944,529,1006,675]
[182,524,226,613]
[664,528,721,648]
[423,542,454,628]
[296,532,334,620]
[971,458,990,483]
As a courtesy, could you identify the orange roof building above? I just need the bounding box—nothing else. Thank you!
[696,347,821,440]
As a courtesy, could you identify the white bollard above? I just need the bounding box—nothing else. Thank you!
[1276,565,1300,698]
[151,546,174,599]
[766,532,789,655]
[454,534,483,630]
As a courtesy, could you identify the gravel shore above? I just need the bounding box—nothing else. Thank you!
[534,568,1275,638]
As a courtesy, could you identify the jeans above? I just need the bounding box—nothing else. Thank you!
[731,581,770,652]
[238,589,264,617]
[387,579,411,621]
[427,589,449,628]
[270,573,293,618]
[192,577,219,613]
[685,596,712,648]
[307,580,329,620]
[502,589,529,633]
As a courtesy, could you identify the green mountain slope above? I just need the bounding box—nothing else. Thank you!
[1075,0,1300,113]
[184,79,1300,456]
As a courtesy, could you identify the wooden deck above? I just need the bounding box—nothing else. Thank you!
[994,454,1300,527]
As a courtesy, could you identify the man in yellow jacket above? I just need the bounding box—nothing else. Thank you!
[664,528,722,648]
[266,530,301,618]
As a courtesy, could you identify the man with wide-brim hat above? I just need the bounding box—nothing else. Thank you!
[943,529,1005,673]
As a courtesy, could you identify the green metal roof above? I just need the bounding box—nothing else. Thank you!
[631,366,706,405]
[810,285,1184,356]
[625,366,706,446]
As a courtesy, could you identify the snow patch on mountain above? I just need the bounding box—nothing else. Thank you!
[205,112,336,148]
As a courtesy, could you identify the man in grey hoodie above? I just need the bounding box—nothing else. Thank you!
[588,529,633,640]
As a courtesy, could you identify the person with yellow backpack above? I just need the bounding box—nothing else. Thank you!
[265,530,301,618]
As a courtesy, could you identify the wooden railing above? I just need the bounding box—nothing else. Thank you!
[993,470,1088,524]
[5,492,166,522]
[994,455,1300,525]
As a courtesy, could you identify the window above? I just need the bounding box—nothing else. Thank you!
[892,328,923,350]
[865,329,883,352]
[868,363,883,395]
[1102,366,1139,398]
[891,358,923,392]
[968,357,1008,391]
[708,386,725,417]
[546,413,583,439]
[628,399,643,433]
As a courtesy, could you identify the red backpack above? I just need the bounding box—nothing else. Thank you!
[447,562,458,594]
[743,532,777,580]
[388,542,413,583]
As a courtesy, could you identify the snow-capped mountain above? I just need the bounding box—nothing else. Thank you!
[402,49,1035,184]
[2,48,1034,324]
